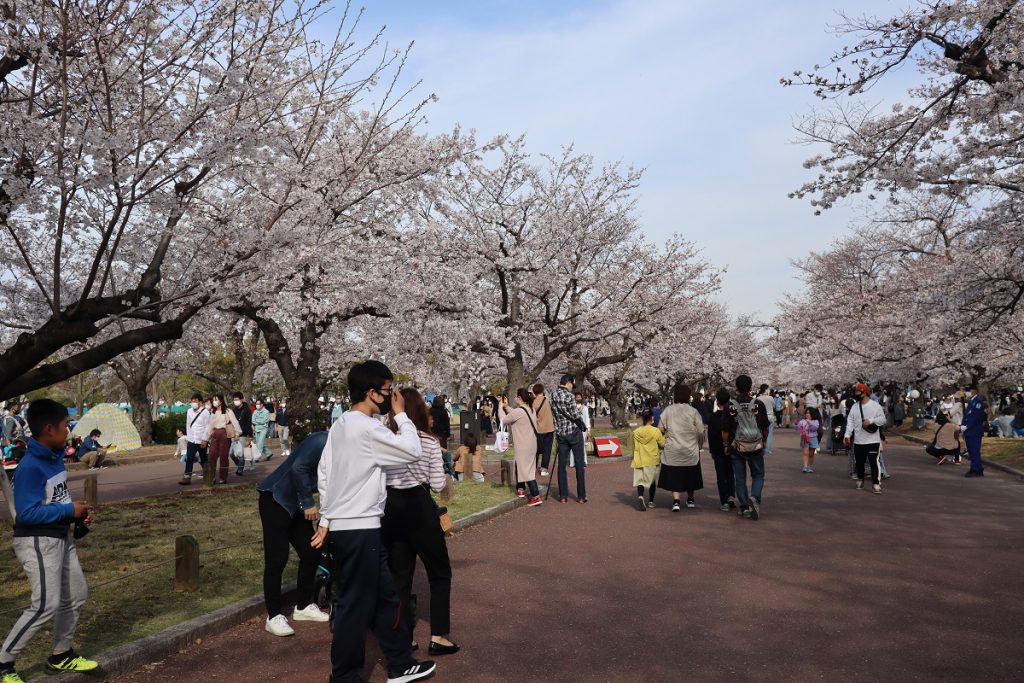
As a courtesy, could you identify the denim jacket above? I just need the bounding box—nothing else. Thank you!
[256,432,327,516]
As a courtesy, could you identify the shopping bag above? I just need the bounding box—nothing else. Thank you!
[494,426,510,453]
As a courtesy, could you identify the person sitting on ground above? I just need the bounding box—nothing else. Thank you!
[76,429,108,470]
[926,413,962,465]
[1013,408,1024,438]
[452,433,485,482]
[990,409,1016,438]
[631,410,665,511]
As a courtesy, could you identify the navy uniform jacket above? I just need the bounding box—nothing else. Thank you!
[963,395,986,439]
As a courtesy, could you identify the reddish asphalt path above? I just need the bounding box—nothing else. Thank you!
[116,428,1024,682]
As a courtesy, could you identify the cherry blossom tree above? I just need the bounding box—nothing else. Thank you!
[0,0,400,400]
[780,1,1024,391]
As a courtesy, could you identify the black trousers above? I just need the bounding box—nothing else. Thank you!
[258,491,317,617]
[711,452,735,504]
[854,443,881,486]
[537,431,555,469]
[381,487,453,636]
[328,528,416,682]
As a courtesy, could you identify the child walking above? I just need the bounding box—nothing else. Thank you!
[796,407,820,473]
[632,410,665,511]
[0,399,98,682]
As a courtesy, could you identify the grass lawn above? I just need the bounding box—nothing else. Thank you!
[0,480,512,679]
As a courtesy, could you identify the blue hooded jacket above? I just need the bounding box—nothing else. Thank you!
[257,432,328,516]
[13,438,75,538]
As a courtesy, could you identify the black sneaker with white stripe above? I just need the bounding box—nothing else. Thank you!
[387,660,436,683]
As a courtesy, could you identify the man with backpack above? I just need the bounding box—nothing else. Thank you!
[723,375,771,520]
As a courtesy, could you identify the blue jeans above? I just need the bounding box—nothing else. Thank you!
[537,432,554,470]
[965,433,983,473]
[765,423,775,454]
[731,452,765,509]
[556,431,586,499]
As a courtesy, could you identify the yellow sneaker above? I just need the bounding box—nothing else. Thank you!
[1,670,25,683]
[45,651,99,673]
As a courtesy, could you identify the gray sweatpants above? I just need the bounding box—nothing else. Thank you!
[0,535,88,662]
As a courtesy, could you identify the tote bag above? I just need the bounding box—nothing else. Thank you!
[494,425,510,453]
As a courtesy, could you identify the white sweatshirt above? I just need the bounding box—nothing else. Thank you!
[844,399,886,445]
[317,410,422,531]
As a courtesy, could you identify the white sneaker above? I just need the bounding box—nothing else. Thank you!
[265,614,295,636]
[292,604,330,623]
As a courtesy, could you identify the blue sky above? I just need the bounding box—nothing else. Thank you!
[333,0,907,318]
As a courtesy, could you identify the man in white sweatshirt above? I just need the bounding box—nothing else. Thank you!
[843,383,887,494]
[311,361,436,683]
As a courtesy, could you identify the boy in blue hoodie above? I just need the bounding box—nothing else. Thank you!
[0,399,98,682]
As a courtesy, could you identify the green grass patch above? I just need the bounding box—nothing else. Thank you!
[1,480,512,679]
[982,438,1024,472]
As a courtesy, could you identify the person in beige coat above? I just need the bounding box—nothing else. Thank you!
[532,384,555,476]
[499,389,543,506]
[658,385,705,511]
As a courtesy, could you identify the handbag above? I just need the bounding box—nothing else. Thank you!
[494,425,510,453]
[421,482,454,533]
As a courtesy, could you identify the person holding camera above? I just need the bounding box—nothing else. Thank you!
[382,388,459,658]
[499,389,543,506]
[844,383,887,494]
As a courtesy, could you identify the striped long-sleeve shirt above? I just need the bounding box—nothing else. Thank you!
[385,432,447,492]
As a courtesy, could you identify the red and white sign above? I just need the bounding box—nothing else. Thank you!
[594,436,622,457]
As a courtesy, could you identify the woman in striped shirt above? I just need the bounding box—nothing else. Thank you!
[381,388,459,657]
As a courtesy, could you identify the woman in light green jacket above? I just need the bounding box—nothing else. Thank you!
[251,399,273,462]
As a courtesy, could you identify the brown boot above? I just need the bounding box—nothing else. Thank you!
[178,477,192,485]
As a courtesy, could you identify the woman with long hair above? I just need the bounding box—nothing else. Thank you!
[382,388,459,656]
[499,388,543,506]
[204,394,241,484]
[796,407,821,473]
[453,433,484,482]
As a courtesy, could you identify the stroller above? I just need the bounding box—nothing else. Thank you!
[829,413,848,455]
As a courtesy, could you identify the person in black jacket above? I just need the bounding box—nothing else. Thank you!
[429,395,453,475]
[708,388,736,511]
[231,392,254,476]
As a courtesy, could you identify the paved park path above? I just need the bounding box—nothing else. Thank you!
[114,427,1023,682]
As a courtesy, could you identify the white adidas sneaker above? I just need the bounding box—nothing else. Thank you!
[265,614,295,636]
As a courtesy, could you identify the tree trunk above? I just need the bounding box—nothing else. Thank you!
[505,356,528,397]
[606,392,628,428]
[126,376,155,446]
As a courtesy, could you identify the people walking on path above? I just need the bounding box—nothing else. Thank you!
[796,408,820,473]
[657,384,705,512]
[550,374,588,503]
[276,400,291,457]
[531,384,555,477]
[382,388,459,658]
[0,399,99,681]
[179,393,210,485]
[757,384,776,454]
[311,360,436,683]
[631,410,664,511]
[844,383,887,494]
[724,375,771,520]
[707,388,736,511]
[230,392,254,475]
[205,395,242,485]
[782,394,794,427]
[962,384,986,478]
[252,398,274,462]
[258,431,331,637]
[499,390,542,506]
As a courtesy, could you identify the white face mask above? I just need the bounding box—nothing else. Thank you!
[212,400,220,407]
[234,400,242,407]
[191,402,199,410]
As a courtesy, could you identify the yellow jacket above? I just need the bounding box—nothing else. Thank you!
[632,425,665,468]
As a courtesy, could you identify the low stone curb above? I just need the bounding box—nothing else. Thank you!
[895,433,1024,481]
[42,494,526,682]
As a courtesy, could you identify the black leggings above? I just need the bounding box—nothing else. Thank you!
[258,491,318,617]
[637,484,657,501]
[381,487,453,636]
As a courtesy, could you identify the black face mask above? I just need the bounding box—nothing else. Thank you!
[373,391,392,415]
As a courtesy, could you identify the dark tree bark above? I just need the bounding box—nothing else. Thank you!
[110,352,165,446]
